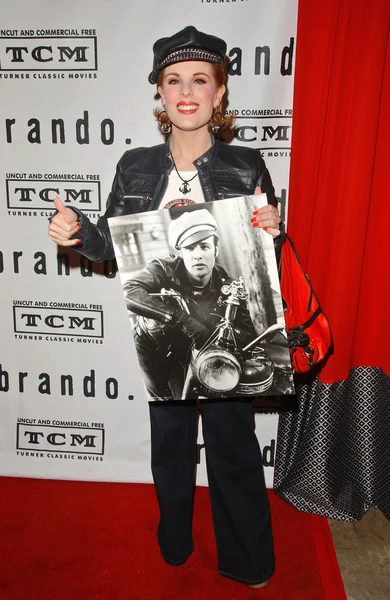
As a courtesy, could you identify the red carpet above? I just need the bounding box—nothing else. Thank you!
[0,478,346,600]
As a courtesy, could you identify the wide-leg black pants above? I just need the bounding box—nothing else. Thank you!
[149,399,275,585]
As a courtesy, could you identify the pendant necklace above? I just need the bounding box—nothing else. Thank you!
[171,154,198,195]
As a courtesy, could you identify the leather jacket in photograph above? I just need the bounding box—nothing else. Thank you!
[124,255,259,353]
[71,138,278,262]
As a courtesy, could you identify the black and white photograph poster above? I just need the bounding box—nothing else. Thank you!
[109,195,294,401]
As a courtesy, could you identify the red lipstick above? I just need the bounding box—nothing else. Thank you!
[177,101,199,115]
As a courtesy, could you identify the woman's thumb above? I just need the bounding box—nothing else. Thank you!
[53,195,66,213]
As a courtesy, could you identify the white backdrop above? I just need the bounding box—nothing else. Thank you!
[0,0,297,486]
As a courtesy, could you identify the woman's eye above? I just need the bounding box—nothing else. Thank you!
[194,78,206,84]
[168,79,179,85]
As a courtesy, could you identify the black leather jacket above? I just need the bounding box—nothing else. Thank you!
[71,138,278,262]
[124,255,258,350]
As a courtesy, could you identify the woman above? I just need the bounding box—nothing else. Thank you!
[48,26,282,589]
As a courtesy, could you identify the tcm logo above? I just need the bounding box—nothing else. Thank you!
[13,305,104,338]
[235,124,291,144]
[16,423,104,455]
[6,178,101,212]
[0,37,97,71]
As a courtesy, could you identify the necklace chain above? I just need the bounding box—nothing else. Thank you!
[171,154,198,195]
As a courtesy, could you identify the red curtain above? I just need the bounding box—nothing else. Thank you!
[288,0,390,384]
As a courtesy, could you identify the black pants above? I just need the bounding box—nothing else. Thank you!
[133,328,186,400]
[149,399,275,585]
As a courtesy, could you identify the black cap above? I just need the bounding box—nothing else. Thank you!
[149,25,227,84]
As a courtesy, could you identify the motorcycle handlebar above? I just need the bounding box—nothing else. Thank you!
[242,323,285,353]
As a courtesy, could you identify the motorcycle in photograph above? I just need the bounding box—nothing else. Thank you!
[150,278,293,400]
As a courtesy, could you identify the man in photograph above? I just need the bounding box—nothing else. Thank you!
[123,208,257,400]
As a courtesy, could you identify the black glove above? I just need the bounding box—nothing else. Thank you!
[175,311,213,350]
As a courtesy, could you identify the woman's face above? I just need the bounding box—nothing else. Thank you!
[158,61,225,134]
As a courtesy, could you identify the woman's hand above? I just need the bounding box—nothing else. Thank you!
[48,196,82,246]
[251,186,281,237]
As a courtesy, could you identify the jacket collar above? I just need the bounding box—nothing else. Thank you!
[160,136,219,172]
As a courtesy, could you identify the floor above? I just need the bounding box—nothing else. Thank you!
[329,508,390,599]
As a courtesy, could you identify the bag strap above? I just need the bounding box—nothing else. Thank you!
[283,233,306,269]
[279,234,325,318]
[290,306,322,331]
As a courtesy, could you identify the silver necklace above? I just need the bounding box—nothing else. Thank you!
[171,154,198,195]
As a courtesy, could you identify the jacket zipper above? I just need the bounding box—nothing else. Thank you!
[123,194,152,201]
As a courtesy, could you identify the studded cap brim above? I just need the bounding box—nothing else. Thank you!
[148,48,224,84]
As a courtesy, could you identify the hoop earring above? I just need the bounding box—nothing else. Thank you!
[158,109,171,134]
[209,109,225,134]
